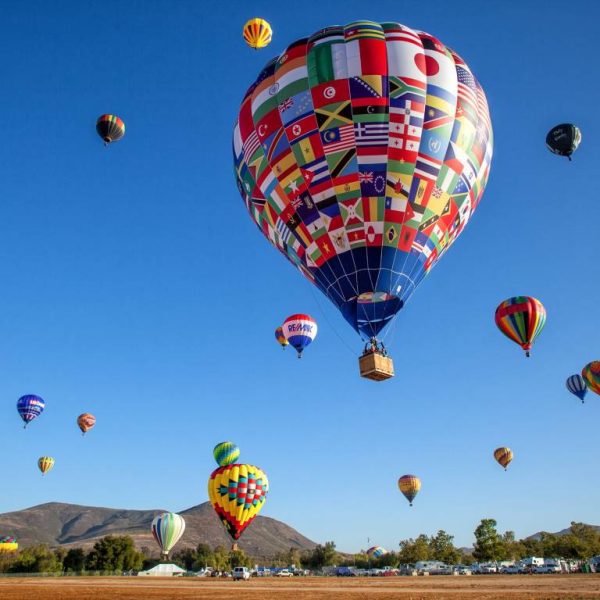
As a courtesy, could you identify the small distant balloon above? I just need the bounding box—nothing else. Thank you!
[17,395,45,429]
[151,512,186,559]
[565,374,587,403]
[582,361,600,396]
[243,18,272,49]
[494,296,546,357]
[275,326,288,349]
[493,447,513,470]
[398,475,421,507]
[77,413,96,435]
[546,124,581,160]
[213,442,240,467]
[96,114,125,146]
[281,314,317,358]
[366,546,387,558]
[38,456,55,476]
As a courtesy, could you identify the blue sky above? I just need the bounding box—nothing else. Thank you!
[1,0,599,552]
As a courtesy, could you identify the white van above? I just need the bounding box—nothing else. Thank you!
[232,566,250,580]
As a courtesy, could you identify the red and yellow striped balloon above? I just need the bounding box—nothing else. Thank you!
[494,296,546,357]
[96,114,125,145]
[493,447,513,470]
[243,18,272,50]
[77,413,96,435]
[398,474,421,506]
[38,456,55,476]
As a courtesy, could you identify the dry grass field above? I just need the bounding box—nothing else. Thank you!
[1,575,599,600]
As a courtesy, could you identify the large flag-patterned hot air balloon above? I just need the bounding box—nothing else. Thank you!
[281,314,317,357]
[566,374,587,403]
[77,413,96,435]
[494,297,546,357]
[243,18,272,50]
[38,456,55,476]
[17,395,45,429]
[233,20,493,360]
[151,512,186,560]
[398,474,421,506]
[493,447,513,471]
[208,463,268,545]
[213,441,240,467]
[582,362,600,396]
[96,114,125,146]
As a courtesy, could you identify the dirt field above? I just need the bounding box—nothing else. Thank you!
[1,575,599,600]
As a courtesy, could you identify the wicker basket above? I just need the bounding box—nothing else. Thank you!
[359,353,395,381]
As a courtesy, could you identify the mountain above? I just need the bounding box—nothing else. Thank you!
[526,524,600,541]
[0,502,317,558]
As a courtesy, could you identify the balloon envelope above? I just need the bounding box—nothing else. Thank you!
[493,447,513,470]
[243,18,272,49]
[566,374,587,403]
[38,456,54,475]
[96,114,125,144]
[494,296,546,356]
[213,441,240,467]
[366,546,387,558]
[234,21,493,341]
[398,474,421,506]
[281,314,317,356]
[582,361,600,396]
[546,123,581,159]
[275,326,288,348]
[208,463,268,540]
[151,512,186,557]
[17,395,45,428]
[77,413,96,434]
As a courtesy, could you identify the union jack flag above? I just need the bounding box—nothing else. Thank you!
[358,171,374,183]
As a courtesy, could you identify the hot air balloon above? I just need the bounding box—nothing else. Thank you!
[77,413,96,435]
[17,394,45,428]
[275,326,289,349]
[151,512,186,560]
[494,296,546,357]
[582,361,600,396]
[281,314,317,357]
[233,20,493,379]
[243,18,272,50]
[0,537,18,553]
[546,124,581,160]
[566,374,587,403]
[213,441,240,467]
[38,456,55,476]
[398,474,421,506]
[208,463,268,548]
[366,546,387,558]
[96,114,125,146]
[493,447,513,471]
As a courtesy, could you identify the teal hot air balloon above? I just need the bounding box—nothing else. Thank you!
[213,441,240,466]
[151,512,185,560]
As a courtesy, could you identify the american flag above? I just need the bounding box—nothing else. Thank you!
[242,130,261,164]
[456,66,478,109]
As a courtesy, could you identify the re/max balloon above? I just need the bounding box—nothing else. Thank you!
[208,463,268,541]
[234,21,492,345]
[282,314,317,357]
[566,374,587,403]
[398,474,421,506]
[494,296,546,356]
[17,395,45,428]
[151,512,186,559]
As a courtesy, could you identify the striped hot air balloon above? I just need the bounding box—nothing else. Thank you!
[17,395,45,428]
[494,297,546,357]
[77,413,96,435]
[151,512,186,560]
[566,374,587,403]
[493,447,513,471]
[242,18,272,49]
[213,441,240,467]
[366,546,387,558]
[398,474,421,506]
[281,314,317,358]
[0,536,18,552]
[38,456,55,476]
[208,463,268,543]
[275,326,288,349]
[96,114,125,145]
[582,361,600,396]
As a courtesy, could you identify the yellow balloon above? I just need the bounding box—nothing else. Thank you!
[243,18,272,49]
[398,474,421,506]
[493,447,513,470]
[38,456,55,476]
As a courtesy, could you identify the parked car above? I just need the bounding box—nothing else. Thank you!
[232,567,250,581]
[455,566,472,575]
[534,564,561,574]
[502,565,522,574]
[478,564,497,574]
[277,569,294,577]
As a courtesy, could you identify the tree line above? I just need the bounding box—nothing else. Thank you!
[0,520,599,574]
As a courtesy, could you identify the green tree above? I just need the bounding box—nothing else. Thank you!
[398,534,430,564]
[63,548,86,572]
[192,543,214,570]
[307,542,338,569]
[172,547,196,570]
[86,536,143,572]
[211,545,231,572]
[230,548,252,568]
[473,519,505,562]
[429,530,460,564]
[9,545,62,573]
